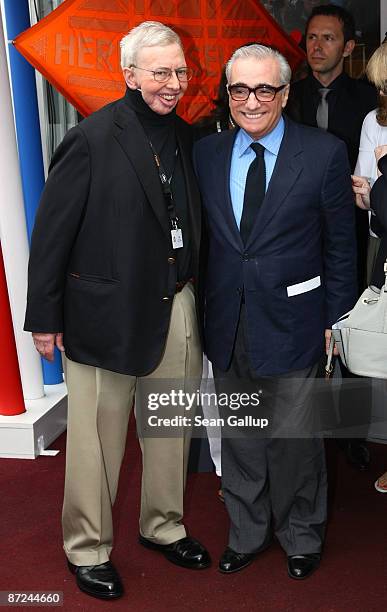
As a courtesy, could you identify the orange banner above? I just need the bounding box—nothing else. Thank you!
[14,0,304,122]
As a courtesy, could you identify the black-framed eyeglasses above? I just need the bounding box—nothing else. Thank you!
[131,66,193,82]
[227,83,287,102]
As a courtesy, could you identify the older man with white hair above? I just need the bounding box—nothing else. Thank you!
[25,21,210,600]
[194,43,357,580]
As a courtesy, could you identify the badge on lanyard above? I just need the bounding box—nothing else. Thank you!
[171,219,184,249]
[149,141,183,249]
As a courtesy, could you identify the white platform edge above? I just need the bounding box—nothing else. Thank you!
[0,383,67,459]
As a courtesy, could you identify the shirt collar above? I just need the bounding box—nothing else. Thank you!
[310,71,346,92]
[235,115,285,158]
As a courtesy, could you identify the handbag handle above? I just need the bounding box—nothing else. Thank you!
[325,334,335,379]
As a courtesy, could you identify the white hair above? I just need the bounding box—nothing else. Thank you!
[120,21,183,69]
[225,44,292,85]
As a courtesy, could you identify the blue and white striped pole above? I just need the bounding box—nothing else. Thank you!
[3,0,62,384]
[0,3,43,400]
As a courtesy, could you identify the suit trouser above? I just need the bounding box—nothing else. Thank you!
[213,306,327,556]
[62,283,202,566]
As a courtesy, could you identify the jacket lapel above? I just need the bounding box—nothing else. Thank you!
[112,95,170,238]
[245,118,303,247]
[176,123,201,255]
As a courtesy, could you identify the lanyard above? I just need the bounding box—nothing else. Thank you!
[148,140,179,227]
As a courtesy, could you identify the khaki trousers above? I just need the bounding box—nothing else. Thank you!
[62,284,202,565]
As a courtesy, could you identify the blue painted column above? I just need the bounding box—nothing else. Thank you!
[3,0,62,383]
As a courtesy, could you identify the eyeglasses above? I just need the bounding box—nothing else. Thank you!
[131,66,193,82]
[227,83,287,102]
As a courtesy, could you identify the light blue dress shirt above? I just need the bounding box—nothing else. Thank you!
[230,116,285,229]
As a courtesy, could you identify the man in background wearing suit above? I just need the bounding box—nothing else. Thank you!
[24,21,210,601]
[286,3,377,470]
[194,44,357,579]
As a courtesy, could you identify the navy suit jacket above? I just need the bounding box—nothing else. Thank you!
[193,117,358,376]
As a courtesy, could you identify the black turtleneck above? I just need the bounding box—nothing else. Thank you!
[125,88,177,172]
[124,88,191,282]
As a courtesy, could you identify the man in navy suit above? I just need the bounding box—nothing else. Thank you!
[194,44,357,579]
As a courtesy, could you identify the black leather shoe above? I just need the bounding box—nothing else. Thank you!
[218,547,256,574]
[139,535,211,569]
[287,554,320,580]
[67,560,123,599]
[345,441,370,470]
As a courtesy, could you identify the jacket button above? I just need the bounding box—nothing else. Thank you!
[162,296,170,301]
[243,253,249,262]
[168,257,176,264]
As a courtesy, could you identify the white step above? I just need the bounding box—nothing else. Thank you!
[0,383,67,459]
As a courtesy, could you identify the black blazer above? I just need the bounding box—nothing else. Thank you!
[24,91,202,376]
[286,73,377,171]
[371,154,387,288]
[194,118,357,375]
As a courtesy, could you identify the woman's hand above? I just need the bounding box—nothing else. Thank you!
[351,175,371,210]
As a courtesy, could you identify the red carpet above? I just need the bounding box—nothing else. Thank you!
[1,422,387,611]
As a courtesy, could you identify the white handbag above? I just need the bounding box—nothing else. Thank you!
[328,261,387,379]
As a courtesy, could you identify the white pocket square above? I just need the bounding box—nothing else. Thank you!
[287,275,321,297]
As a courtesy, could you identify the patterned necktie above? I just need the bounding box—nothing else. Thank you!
[240,143,266,244]
[316,88,330,130]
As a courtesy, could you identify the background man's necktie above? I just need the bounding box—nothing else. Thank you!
[240,142,266,244]
[316,88,330,130]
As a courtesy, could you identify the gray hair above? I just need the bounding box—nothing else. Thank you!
[120,21,183,69]
[225,44,292,86]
